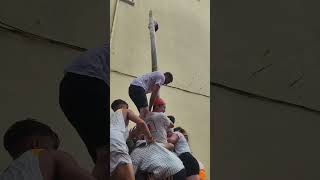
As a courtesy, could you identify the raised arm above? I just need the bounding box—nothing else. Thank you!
[167,133,179,144]
[126,109,154,143]
[149,84,160,111]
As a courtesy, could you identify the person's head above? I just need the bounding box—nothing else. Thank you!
[174,126,189,142]
[111,99,129,112]
[3,118,60,159]
[167,128,174,137]
[167,115,175,124]
[164,72,173,85]
[152,97,166,113]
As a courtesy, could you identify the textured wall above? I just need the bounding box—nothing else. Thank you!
[0,0,107,171]
[213,85,320,180]
[213,0,320,179]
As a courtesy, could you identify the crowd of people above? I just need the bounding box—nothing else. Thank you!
[110,70,206,180]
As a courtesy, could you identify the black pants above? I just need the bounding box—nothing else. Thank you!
[59,72,109,163]
[178,152,200,177]
[128,85,148,112]
[172,169,187,180]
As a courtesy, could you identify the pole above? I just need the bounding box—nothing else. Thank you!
[148,10,158,72]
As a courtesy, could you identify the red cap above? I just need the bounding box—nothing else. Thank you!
[153,97,166,106]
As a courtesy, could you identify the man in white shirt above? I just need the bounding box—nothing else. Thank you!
[110,99,154,180]
[144,97,174,150]
[129,71,173,118]
[1,118,97,180]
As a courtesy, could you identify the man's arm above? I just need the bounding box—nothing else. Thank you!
[127,109,154,143]
[52,150,97,180]
[167,133,179,144]
[163,142,175,151]
[149,84,160,111]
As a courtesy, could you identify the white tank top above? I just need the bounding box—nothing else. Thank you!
[0,150,43,180]
[144,112,171,144]
[110,109,129,152]
[174,132,191,156]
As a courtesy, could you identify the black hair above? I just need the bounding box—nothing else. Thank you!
[3,118,60,158]
[164,72,173,83]
[111,99,128,112]
[174,126,189,142]
[167,115,175,124]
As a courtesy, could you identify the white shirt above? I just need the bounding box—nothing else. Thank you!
[110,109,129,152]
[144,112,171,144]
[0,150,43,180]
[130,142,184,179]
[173,132,191,156]
[64,43,109,86]
[130,71,165,93]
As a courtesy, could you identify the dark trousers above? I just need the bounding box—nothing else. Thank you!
[59,72,109,163]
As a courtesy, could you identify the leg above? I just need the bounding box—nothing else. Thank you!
[139,106,149,119]
[59,73,109,179]
[172,169,186,180]
[128,85,149,118]
[186,175,200,180]
[92,146,108,180]
[178,153,200,179]
[110,150,133,180]
[112,164,135,180]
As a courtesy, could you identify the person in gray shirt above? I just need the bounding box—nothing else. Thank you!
[59,43,109,180]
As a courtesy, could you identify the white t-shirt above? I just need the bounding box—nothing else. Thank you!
[173,131,191,156]
[130,142,184,179]
[130,71,165,93]
[144,112,171,144]
[64,43,109,86]
[110,109,129,152]
[0,150,43,180]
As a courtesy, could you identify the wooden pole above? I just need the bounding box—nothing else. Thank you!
[148,10,158,72]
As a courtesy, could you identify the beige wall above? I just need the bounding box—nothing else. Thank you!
[111,0,210,178]
[213,0,320,179]
[213,85,320,180]
[0,0,107,171]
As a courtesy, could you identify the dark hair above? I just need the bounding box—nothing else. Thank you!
[111,99,128,112]
[164,72,173,84]
[167,115,175,124]
[3,118,60,158]
[174,126,189,142]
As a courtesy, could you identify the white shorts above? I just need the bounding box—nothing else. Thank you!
[110,150,132,174]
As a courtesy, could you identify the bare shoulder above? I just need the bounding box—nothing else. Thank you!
[37,150,56,180]
[39,150,78,168]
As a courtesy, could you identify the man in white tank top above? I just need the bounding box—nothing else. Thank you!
[0,118,97,180]
[110,99,154,180]
[144,97,174,150]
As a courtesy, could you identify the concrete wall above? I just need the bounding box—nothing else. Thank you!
[213,0,320,179]
[111,0,210,178]
[0,0,107,171]
[213,85,320,180]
